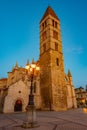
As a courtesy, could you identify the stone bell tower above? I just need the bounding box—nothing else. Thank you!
[40,6,67,111]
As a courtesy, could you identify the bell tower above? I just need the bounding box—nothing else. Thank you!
[40,6,67,111]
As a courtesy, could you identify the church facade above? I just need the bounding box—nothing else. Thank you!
[0,6,77,113]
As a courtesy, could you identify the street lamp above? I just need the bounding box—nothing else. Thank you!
[22,59,40,128]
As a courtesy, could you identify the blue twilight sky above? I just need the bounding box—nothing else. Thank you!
[0,0,87,88]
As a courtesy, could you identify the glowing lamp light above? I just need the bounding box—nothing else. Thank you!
[36,66,40,71]
[31,63,36,69]
[83,108,87,113]
[30,67,33,72]
[25,64,30,69]
[25,65,29,69]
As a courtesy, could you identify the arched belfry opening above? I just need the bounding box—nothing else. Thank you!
[14,99,22,112]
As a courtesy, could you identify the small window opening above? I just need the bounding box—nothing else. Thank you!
[56,58,59,66]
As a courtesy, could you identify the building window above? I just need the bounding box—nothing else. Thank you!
[43,43,46,52]
[55,42,58,51]
[52,20,55,27]
[53,30,58,40]
[42,20,47,30]
[19,91,21,93]
[45,20,47,27]
[52,20,58,28]
[56,58,59,66]
[55,21,57,28]
[42,23,44,30]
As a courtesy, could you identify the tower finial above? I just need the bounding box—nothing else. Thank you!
[68,69,72,77]
[15,61,18,68]
[26,59,30,66]
[12,65,15,71]
[32,58,35,64]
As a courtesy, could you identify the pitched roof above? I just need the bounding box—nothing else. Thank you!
[40,6,59,23]
[0,78,7,81]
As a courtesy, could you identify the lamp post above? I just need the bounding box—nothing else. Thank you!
[22,59,40,128]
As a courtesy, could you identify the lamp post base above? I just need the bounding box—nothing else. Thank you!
[22,121,39,128]
[22,105,39,128]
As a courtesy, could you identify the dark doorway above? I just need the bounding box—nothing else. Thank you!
[14,100,22,112]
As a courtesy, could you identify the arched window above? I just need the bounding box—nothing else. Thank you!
[56,58,59,66]
[43,43,46,52]
[55,42,58,51]
[53,30,58,40]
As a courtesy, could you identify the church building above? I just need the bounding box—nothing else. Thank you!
[0,6,77,113]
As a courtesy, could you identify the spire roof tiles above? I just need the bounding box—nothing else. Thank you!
[68,69,72,77]
[40,6,59,23]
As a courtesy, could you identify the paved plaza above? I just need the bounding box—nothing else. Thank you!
[0,108,87,130]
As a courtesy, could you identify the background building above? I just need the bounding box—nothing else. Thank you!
[75,86,87,108]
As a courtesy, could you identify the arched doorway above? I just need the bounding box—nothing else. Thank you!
[14,99,22,112]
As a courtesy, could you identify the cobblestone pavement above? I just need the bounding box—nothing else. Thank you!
[0,108,87,130]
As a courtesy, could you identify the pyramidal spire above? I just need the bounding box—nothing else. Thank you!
[32,58,35,64]
[26,59,30,66]
[12,65,15,71]
[15,61,18,68]
[68,69,72,77]
[40,6,59,23]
